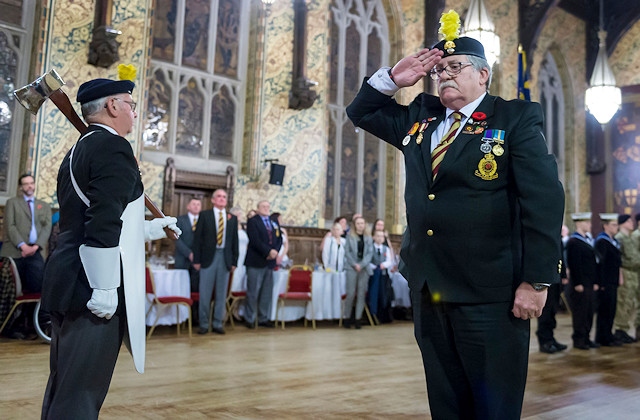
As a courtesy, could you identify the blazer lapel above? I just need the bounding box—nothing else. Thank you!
[434,95,496,184]
[20,198,32,220]
[419,113,446,187]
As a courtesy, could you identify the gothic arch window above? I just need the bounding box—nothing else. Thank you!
[146,0,248,173]
[0,0,36,198]
[325,0,390,223]
[538,51,566,183]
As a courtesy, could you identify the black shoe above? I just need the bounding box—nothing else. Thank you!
[245,321,256,329]
[342,321,352,329]
[599,340,623,347]
[588,340,601,348]
[211,327,226,335]
[197,328,208,335]
[573,342,590,350]
[614,329,636,344]
[540,342,559,354]
[354,319,362,330]
[552,339,568,351]
[258,321,275,328]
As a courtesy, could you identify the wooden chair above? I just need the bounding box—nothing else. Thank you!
[0,257,41,335]
[276,265,315,330]
[225,270,247,329]
[145,265,193,338]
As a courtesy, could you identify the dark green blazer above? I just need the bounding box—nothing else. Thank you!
[347,80,564,304]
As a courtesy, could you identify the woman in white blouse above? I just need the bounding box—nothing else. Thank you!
[322,222,346,272]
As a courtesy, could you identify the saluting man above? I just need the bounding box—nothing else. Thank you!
[346,10,564,419]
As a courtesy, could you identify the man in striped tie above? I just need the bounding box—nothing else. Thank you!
[346,10,564,420]
[192,189,239,335]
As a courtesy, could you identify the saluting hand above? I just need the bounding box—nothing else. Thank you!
[389,48,443,88]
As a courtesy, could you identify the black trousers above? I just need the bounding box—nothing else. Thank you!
[568,286,595,345]
[536,282,561,344]
[41,286,126,420]
[13,251,45,293]
[411,288,529,420]
[596,285,618,344]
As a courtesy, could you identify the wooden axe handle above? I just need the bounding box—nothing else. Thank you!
[48,89,179,240]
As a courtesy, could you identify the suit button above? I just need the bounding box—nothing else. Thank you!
[428,194,435,200]
[427,229,433,236]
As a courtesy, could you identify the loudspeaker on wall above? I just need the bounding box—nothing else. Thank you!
[269,163,286,185]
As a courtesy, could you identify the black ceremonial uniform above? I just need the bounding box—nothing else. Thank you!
[41,124,144,418]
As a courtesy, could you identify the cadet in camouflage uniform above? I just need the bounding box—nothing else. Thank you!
[613,214,640,343]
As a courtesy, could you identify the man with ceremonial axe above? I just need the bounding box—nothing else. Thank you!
[39,75,181,419]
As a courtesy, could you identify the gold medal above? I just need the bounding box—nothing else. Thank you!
[416,132,423,145]
[492,144,504,156]
[475,153,498,180]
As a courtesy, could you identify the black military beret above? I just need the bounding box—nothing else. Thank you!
[432,36,486,61]
[77,79,135,104]
[618,214,631,225]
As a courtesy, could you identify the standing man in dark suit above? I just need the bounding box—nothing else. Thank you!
[346,10,564,419]
[192,189,238,335]
[244,200,282,328]
[175,197,202,292]
[0,174,52,293]
[40,77,181,418]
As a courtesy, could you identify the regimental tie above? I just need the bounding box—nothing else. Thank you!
[217,211,224,246]
[192,217,198,231]
[431,111,463,179]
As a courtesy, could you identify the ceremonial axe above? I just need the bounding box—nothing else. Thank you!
[14,69,179,240]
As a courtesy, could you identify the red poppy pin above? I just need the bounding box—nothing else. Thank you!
[37,204,42,210]
[471,112,486,121]
[227,213,232,220]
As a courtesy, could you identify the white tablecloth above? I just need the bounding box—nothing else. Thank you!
[146,268,191,326]
[270,270,346,322]
[390,272,411,308]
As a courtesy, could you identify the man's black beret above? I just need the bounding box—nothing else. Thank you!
[77,79,135,104]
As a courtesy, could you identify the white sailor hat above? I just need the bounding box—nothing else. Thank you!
[599,213,618,221]
[571,212,591,221]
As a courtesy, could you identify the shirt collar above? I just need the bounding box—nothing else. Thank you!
[446,92,487,120]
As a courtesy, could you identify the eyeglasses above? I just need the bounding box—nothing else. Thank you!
[429,62,473,80]
[106,97,137,112]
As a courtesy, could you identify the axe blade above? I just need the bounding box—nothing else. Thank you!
[13,69,65,115]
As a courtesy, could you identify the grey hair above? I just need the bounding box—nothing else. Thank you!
[467,55,492,91]
[81,96,109,119]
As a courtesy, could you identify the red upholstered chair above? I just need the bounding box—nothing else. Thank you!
[225,270,247,329]
[145,265,193,338]
[276,265,315,330]
[0,257,41,335]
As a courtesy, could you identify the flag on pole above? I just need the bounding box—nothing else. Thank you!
[517,44,530,101]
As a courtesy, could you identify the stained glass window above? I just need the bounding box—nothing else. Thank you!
[326,0,389,222]
[147,0,247,166]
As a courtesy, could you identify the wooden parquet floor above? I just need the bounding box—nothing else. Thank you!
[1,312,640,419]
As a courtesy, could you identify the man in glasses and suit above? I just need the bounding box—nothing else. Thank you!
[346,10,564,420]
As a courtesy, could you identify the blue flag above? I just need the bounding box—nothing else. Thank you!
[517,44,530,101]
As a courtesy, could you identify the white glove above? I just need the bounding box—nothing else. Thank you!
[144,216,181,241]
[87,288,118,319]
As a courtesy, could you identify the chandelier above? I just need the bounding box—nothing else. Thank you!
[464,0,500,67]
[585,0,621,125]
